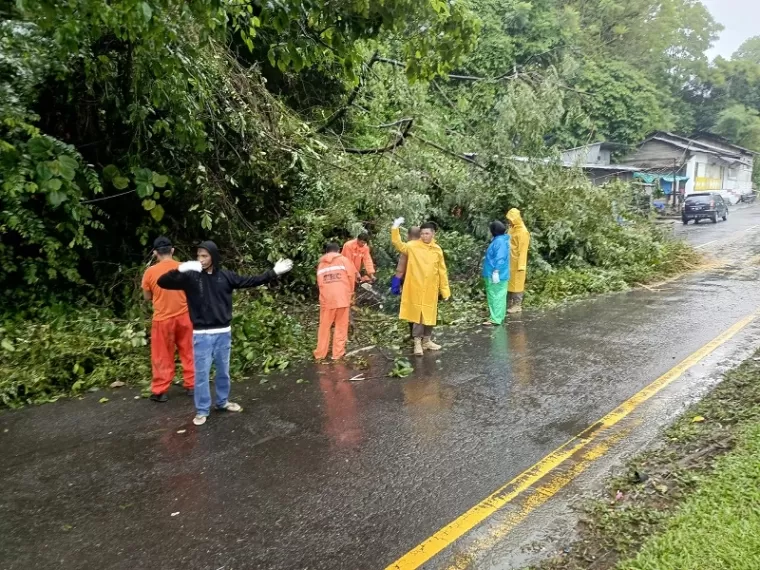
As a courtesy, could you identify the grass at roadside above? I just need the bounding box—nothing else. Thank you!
[531,352,760,570]
[621,423,760,570]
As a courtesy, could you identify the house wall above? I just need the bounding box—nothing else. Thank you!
[692,135,754,193]
[585,169,635,186]
[693,153,724,192]
[723,159,754,193]
[562,144,611,166]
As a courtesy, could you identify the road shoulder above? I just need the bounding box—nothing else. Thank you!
[528,348,760,570]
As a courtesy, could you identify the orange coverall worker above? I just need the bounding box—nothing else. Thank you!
[142,259,195,395]
[341,239,375,280]
[314,253,360,360]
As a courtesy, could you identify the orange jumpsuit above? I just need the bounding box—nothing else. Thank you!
[314,253,359,360]
[142,259,195,395]
[341,239,375,278]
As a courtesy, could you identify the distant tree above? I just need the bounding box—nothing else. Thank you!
[713,104,760,151]
[734,36,760,65]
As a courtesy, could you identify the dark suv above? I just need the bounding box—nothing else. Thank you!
[682,192,728,225]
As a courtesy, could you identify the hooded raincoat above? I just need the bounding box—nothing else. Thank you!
[391,228,450,326]
[482,235,510,282]
[506,209,530,293]
[482,234,511,325]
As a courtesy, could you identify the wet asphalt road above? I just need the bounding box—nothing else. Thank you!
[2,206,760,570]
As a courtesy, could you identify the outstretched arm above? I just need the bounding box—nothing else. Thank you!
[228,269,277,289]
[157,261,200,290]
[229,258,293,289]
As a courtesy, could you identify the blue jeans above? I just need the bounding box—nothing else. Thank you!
[192,331,232,416]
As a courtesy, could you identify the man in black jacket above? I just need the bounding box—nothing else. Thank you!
[158,241,293,426]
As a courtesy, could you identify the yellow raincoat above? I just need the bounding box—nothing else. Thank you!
[392,228,451,325]
[506,209,530,293]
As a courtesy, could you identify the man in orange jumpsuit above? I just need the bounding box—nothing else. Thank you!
[314,243,360,361]
[342,232,375,330]
[141,236,195,402]
[341,232,375,282]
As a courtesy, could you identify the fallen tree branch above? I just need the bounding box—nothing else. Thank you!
[317,52,379,134]
[375,56,523,82]
[409,133,486,169]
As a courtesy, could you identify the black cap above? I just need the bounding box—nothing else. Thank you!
[153,236,172,250]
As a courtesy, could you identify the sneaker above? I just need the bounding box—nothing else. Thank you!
[185,388,194,397]
[192,414,207,426]
[217,401,243,413]
[150,393,168,403]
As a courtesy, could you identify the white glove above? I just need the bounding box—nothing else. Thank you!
[273,258,293,276]
[178,261,202,273]
[491,271,500,284]
[392,217,405,229]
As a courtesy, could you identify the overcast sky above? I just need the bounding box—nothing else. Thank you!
[703,0,759,60]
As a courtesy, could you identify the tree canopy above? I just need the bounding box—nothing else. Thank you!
[1,0,758,304]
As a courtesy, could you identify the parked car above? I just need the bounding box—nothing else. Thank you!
[682,192,728,224]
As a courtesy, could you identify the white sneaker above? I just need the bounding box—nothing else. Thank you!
[218,401,243,413]
[192,414,207,426]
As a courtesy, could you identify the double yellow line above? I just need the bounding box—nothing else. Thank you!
[386,312,757,570]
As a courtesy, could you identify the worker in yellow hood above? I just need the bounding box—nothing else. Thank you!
[391,218,451,356]
[506,208,530,314]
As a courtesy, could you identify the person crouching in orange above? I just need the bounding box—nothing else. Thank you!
[314,243,361,361]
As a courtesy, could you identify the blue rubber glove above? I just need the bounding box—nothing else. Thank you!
[391,276,402,296]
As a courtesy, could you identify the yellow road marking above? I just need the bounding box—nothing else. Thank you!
[444,426,635,570]
[385,313,757,570]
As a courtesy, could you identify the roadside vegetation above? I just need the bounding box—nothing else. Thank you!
[531,352,760,570]
[1,0,757,406]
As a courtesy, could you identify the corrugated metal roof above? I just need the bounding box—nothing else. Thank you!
[646,132,741,160]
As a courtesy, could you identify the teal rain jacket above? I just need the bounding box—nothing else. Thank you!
[482,235,510,282]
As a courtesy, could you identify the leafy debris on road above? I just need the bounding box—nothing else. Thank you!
[388,358,414,378]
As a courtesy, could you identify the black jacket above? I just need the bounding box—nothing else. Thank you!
[157,241,277,331]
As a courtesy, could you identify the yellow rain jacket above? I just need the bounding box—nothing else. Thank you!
[392,228,451,325]
[506,208,530,293]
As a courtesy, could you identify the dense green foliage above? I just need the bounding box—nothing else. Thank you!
[0,0,753,405]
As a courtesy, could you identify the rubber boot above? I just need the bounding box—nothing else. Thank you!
[507,301,522,315]
[413,337,424,356]
[422,337,442,351]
